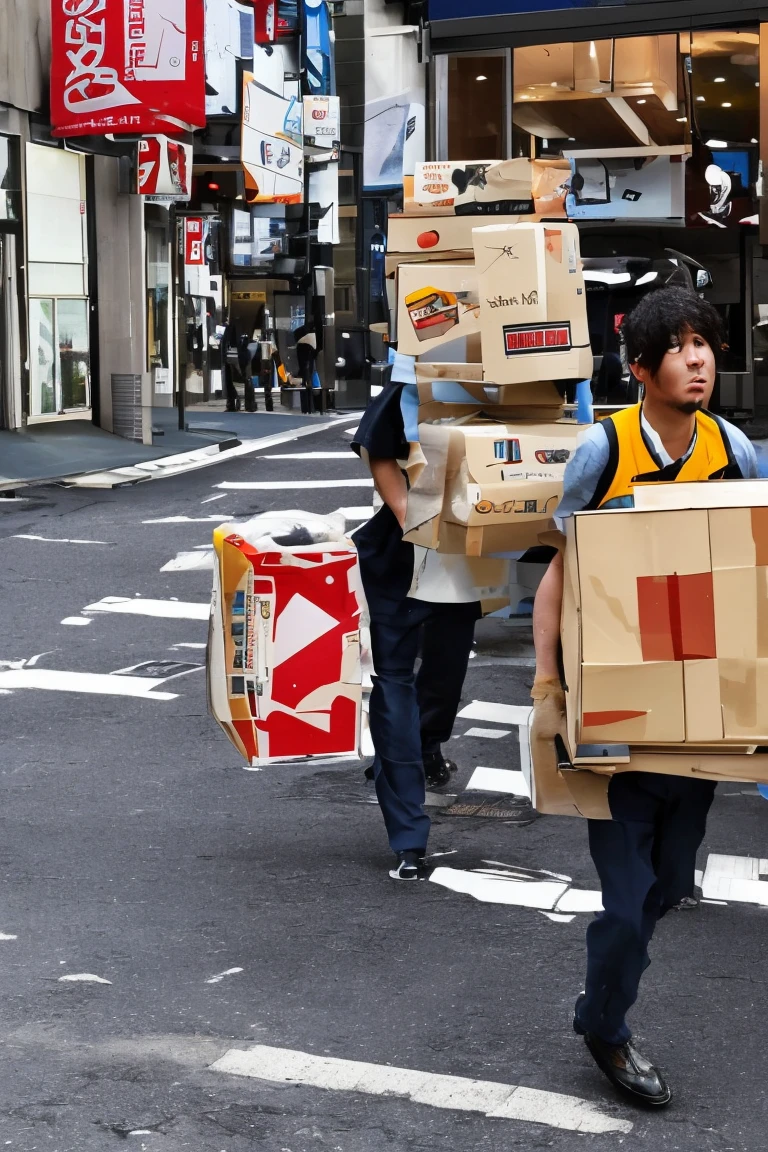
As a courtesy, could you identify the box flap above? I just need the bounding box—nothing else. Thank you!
[634,479,768,511]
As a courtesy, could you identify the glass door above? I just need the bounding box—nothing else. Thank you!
[29,297,90,416]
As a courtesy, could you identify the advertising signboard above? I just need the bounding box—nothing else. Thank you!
[137,136,192,201]
[50,0,206,137]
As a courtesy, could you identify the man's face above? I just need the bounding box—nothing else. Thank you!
[632,327,716,414]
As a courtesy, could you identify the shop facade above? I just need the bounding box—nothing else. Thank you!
[425,0,768,416]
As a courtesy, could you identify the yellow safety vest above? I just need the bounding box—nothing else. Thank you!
[589,403,742,510]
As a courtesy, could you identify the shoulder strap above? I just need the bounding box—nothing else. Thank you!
[584,416,620,511]
[704,410,742,478]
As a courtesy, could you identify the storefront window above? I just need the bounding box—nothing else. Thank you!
[0,136,20,222]
[29,298,90,415]
[436,51,508,160]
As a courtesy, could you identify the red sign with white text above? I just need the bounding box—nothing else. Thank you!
[50,0,206,138]
[184,217,206,266]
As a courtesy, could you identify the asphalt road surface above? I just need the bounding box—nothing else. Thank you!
[1,412,766,1151]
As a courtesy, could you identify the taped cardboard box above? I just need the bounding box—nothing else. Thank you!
[209,519,364,767]
[388,213,523,256]
[408,158,570,216]
[403,418,580,556]
[473,222,592,386]
[415,361,564,413]
[395,263,480,357]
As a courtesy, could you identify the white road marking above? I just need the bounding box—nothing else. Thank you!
[0,933,17,941]
[58,973,112,984]
[201,493,229,503]
[84,597,209,621]
[143,515,234,524]
[171,643,207,650]
[0,669,178,701]
[62,617,92,626]
[160,551,215,573]
[210,1044,631,1135]
[458,700,533,726]
[260,451,358,460]
[465,767,529,797]
[462,727,511,740]
[214,479,374,491]
[12,534,109,545]
[541,912,576,924]
[431,867,570,910]
[206,967,244,984]
[554,888,603,913]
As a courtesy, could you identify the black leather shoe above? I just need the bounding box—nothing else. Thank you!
[573,994,671,1107]
[423,752,455,788]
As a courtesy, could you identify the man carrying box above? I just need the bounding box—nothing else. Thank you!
[531,287,757,1106]
[352,351,534,881]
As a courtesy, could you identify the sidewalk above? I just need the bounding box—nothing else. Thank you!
[0,408,332,491]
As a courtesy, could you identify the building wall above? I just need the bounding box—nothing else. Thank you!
[92,156,152,444]
[0,0,50,113]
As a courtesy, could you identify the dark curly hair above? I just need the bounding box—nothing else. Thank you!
[621,287,725,378]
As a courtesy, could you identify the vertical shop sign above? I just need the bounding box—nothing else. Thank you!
[253,0,277,44]
[50,0,206,138]
[184,218,206,265]
[137,136,192,201]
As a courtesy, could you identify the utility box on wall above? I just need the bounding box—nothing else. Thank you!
[111,373,143,442]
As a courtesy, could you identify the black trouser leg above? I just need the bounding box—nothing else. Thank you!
[416,602,480,756]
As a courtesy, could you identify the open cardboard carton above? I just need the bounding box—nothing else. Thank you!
[414,361,565,420]
[395,262,480,357]
[403,417,581,556]
[533,480,768,819]
[388,213,524,256]
[473,222,592,386]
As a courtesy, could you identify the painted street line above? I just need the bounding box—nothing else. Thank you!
[430,862,602,917]
[206,967,244,984]
[61,617,92,626]
[0,669,178,701]
[84,597,209,621]
[12,534,110,545]
[170,642,207,650]
[0,933,18,941]
[143,515,234,524]
[210,1043,631,1135]
[462,726,511,740]
[457,700,533,726]
[260,451,358,460]
[214,478,375,490]
[160,551,215,573]
[58,973,112,984]
[201,493,229,504]
[465,766,529,796]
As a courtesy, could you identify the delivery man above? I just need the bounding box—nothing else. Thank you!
[531,287,758,1106]
[352,351,534,881]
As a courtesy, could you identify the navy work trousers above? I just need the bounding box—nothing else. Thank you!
[368,599,480,854]
[576,771,716,1046]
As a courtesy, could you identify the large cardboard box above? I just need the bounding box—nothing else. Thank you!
[473,222,592,386]
[415,361,564,414]
[409,158,570,216]
[403,418,580,556]
[396,263,480,357]
[209,525,364,766]
[535,481,768,818]
[388,213,523,256]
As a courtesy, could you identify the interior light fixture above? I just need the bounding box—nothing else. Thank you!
[722,102,732,108]
[714,76,726,83]
[568,137,576,141]
[705,138,728,148]
[476,74,487,81]
[676,117,687,122]
[752,137,758,144]
[637,98,646,104]
[696,96,705,102]
[589,40,597,59]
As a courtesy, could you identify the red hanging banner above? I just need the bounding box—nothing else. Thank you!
[50,0,206,138]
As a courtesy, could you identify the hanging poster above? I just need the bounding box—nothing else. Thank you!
[50,0,206,138]
[205,0,255,117]
[241,73,304,204]
[137,136,192,201]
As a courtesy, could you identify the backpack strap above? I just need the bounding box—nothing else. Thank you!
[584,416,620,511]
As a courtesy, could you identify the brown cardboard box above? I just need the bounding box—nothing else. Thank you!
[473,222,592,386]
[414,361,564,413]
[388,213,524,256]
[538,480,768,818]
[395,263,480,358]
[408,158,570,216]
[403,418,580,556]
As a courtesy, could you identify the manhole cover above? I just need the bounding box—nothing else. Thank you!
[442,791,535,821]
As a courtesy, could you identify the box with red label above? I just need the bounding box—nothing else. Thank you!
[534,481,768,819]
[473,222,592,386]
[208,518,364,766]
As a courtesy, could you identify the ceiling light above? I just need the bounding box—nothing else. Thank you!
[528,86,535,90]
[757,82,761,88]
[752,138,758,144]
[705,138,728,148]
[696,96,705,102]
[714,76,726,83]
[568,137,576,141]
[676,117,687,122]
[722,102,732,108]
[550,81,558,87]
[476,74,487,81]
[637,99,646,104]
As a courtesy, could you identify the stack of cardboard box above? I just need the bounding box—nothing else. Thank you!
[387,179,592,556]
